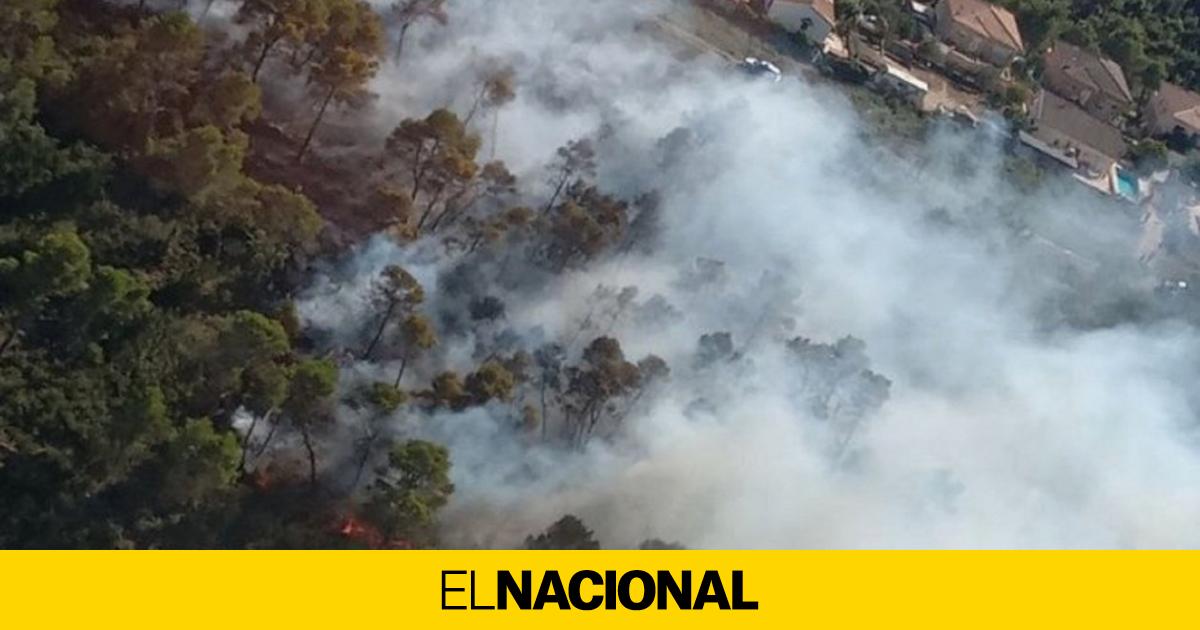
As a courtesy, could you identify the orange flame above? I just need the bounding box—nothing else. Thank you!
[334,515,415,549]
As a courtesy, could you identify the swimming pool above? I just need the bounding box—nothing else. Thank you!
[1115,168,1139,200]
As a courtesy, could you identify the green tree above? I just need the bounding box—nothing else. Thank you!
[638,538,686,550]
[464,65,516,126]
[362,265,425,360]
[390,0,448,61]
[392,313,437,387]
[539,184,629,270]
[1008,0,1067,53]
[427,159,517,233]
[524,514,600,550]
[235,0,331,82]
[295,0,384,160]
[187,178,323,296]
[63,12,205,153]
[0,0,70,87]
[189,71,263,131]
[1129,139,1168,173]
[363,439,454,546]
[562,337,642,446]
[282,358,339,488]
[543,138,596,213]
[429,370,467,409]
[66,266,153,354]
[0,79,106,202]
[347,381,409,490]
[141,125,248,199]
[0,228,93,356]
[236,359,291,471]
[155,418,241,508]
[464,359,516,405]
[384,109,482,231]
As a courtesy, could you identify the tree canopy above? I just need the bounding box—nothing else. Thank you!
[0,0,405,548]
[1004,0,1200,92]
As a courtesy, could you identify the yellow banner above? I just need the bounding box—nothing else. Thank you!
[2,551,1194,628]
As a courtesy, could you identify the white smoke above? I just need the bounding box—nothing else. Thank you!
[294,0,1200,548]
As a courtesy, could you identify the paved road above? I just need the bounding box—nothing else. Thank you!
[651,1,822,80]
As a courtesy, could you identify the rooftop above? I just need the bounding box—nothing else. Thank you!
[1029,90,1128,166]
[941,0,1024,52]
[1043,41,1133,104]
[1153,82,1200,131]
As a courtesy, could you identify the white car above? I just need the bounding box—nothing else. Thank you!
[738,57,782,83]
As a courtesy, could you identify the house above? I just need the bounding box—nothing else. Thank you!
[1041,41,1133,123]
[1146,82,1200,146]
[1019,90,1128,177]
[933,0,1023,67]
[763,0,837,47]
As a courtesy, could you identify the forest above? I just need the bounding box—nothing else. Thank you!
[0,0,641,548]
[4,0,1200,550]
[2,0,836,549]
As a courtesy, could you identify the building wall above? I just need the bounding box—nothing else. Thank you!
[768,3,833,43]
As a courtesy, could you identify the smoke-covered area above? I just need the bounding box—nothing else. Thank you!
[292,0,1200,548]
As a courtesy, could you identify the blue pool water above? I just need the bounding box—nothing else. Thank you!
[1115,169,1139,200]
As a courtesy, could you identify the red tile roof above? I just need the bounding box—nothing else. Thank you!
[942,0,1024,52]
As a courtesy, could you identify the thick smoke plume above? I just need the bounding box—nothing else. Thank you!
[293,0,1200,548]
